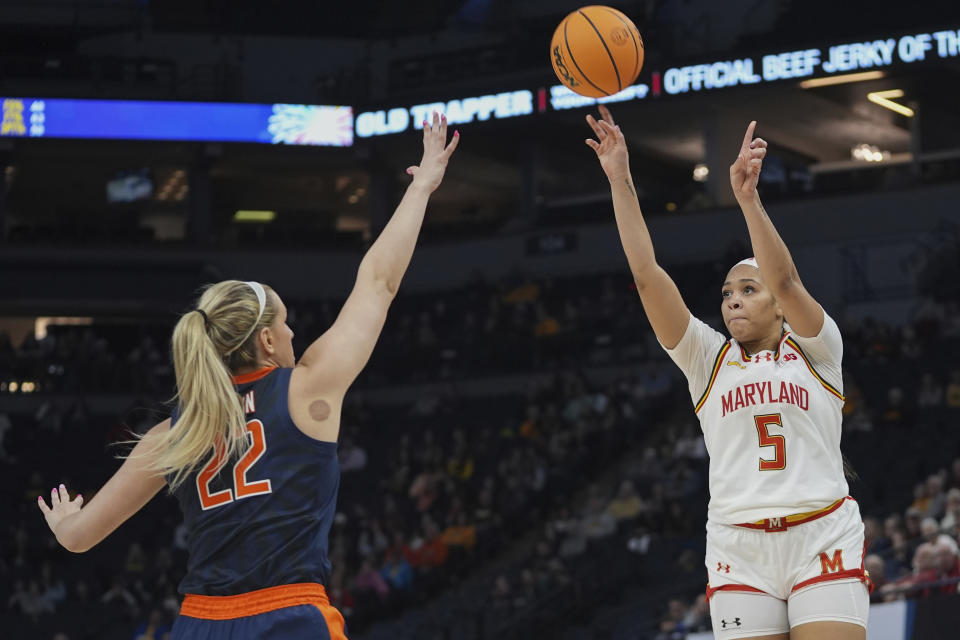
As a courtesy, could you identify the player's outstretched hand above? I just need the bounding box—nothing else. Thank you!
[729,121,767,202]
[406,111,460,193]
[38,484,83,545]
[585,105,630,184]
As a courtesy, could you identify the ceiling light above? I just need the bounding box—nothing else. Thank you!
[692,164,709,182]
[799,71,885,88]
[851,143,888,163]
[867,89,914,117]
[233,210,275,223]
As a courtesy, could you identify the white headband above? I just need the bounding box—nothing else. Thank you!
[734,257,759,269]
[245,281,267,324]
[224,281,267,355]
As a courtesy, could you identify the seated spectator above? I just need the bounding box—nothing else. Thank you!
[581,495,617,540]
[133,609,171,640]
[354,559,390,601]
[357,519,390,560]
[844,408,874,433]
[882,543,940,600]
[327,567,354,619]
[899,326,922,359]
[405,521,449,569]
[489,574,512,611]
[910,487,930,521]
[533,304,561,338]
[682,594,710,633]
[381,550,414,592]
[921,517,958,552]
[925,474,947,520]
[949,458,960,491]
[518,404,542,442]
[339,437,368,473]
[916,373,943,408]
[408,465,441,513]
[863,517,891,555]
[655,598,690,640]
[39,563,66,610]
[864,554,887,603]
[446,446,475,481]
[941,488,960,534]
[946,370,960,408]
[126,542,147,575]
[841,375,862,418]
[881,387,907,425]
[672,425,707,460]
[101,574,138,613]
[0,411,11,462]
[935,541,960,595]
[607,480,645,523]
[8,579,53,621]
[441,513,477,550]
[885,530,913,580]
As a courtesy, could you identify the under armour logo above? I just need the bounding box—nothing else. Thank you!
[721,618,742,628]
[716,562,730,573]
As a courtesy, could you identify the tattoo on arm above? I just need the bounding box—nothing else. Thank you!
[624,178,636,198]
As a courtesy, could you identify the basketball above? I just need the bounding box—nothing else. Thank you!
[550,5,644,98]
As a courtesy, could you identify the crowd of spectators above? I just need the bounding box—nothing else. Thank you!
[4,235,959,639]
[0,264,713,397]
[1,304,683,640]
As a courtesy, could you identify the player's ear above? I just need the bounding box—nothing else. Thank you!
[260,327,275,355]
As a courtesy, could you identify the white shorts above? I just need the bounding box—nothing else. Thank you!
[705,497,870,637]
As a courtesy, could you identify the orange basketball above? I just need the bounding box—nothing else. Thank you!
[549,5,644,98]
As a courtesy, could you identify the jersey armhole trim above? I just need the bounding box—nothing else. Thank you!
[784,338,844,401]
[695,342,732,413]
[267,368,339,454]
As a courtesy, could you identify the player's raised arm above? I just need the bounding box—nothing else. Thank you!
[730,121,823,338]
[585,105,690,348]
[296,112,459,395]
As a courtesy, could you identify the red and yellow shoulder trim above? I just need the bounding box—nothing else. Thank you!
[695,342,731,413]
[784,338,844,401]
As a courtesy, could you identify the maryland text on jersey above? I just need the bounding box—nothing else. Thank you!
[721,380,809,417]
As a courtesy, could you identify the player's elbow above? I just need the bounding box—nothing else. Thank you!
[357,260,400,299]
[56,523,97,553]
[632,262,663,292]
[58,533,92,554]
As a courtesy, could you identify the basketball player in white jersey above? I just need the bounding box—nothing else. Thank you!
[585,106,869,639]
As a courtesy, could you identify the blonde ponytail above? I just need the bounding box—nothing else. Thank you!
[137,280,277,490]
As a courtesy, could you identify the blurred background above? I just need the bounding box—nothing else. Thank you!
[1,1,959,639]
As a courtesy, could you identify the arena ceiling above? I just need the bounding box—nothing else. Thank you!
[1,1,958,236]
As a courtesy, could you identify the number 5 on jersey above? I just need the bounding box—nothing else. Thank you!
[197,419,273,510]
[755,413,786,471]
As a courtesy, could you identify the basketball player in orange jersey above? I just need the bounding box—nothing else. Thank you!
[585,105,868,640]
[37,112,459,639]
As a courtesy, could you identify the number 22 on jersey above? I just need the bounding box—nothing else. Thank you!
[197,419,273,510]
[755,413,786,471]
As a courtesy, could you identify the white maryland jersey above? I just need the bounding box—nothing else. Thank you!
[664,311,848,525]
